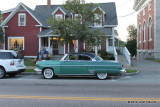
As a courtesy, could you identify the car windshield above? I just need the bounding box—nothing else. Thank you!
[94,55,103,61]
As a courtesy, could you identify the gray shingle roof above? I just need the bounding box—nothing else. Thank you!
[34,2,118,26]
[39,27,113,37]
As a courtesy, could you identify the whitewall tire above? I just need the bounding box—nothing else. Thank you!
[96,73,108,80]
[43,69,54,79]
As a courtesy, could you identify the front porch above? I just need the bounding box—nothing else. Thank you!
[39,36,78,55]
[38,28,116,56]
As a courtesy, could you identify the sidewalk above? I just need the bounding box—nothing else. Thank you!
[126,59,160,72]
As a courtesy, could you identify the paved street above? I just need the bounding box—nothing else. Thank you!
[0,59,160,107]
[0,77,160,107]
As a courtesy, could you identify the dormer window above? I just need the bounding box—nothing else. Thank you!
[18,13,26,26]
[94,13,102,27]
[55,14,63,19]
[93,7,105,27]
[52,7,66,20]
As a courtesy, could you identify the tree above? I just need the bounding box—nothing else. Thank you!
[127,24,137,40]
[48,0,103,50]
[126,24,137,57]
[114,29,118,37]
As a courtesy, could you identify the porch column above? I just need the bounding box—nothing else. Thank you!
[64,44,66,54]
[106,37,108,52]
[48,37,50,54]
[74,40,79,52]
[39,37,42,52]
[48,37,50,47]
[112,28,115,47]
[95,39,98,55]
[95,46,98,55]
[68,43,70,53]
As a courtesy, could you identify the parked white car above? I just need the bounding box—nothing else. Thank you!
[0,50,26,79]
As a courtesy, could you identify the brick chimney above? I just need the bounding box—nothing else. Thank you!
[47,0,51,8]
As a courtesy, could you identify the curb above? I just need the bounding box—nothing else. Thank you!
[122,71,140,76]
[20,72,37,75]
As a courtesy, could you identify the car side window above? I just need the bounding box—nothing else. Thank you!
[0,52,15,59]
[79,55,91,61]
[69,55,78,60]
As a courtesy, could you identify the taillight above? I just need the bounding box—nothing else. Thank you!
[10,60,15,66]
[122,64,124,67]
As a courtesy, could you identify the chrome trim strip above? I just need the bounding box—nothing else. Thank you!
[56,74,94,76]
[41,65,120,67]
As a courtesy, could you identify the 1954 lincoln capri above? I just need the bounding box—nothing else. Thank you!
[34,53,126,80]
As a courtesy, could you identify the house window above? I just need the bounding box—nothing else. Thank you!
[18,13,26,26]
[143,21,146,42]
[8,37,24,50]
[85,43,95,51]
[94,14,102,27]
[85,42,101,51]
[109,39,113,46]
[148,18,152,41]
[74,14,82,24]
[55,14,63,19]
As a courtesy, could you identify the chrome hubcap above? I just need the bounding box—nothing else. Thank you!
[44,69,53,79]
[97,73,107,79]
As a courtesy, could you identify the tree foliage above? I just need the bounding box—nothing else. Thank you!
[127,24,137,40]
[48,0,104,47]
[126,24,137,57]
[114,29,118,37]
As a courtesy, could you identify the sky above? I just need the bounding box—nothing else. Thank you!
[0,0,137,41]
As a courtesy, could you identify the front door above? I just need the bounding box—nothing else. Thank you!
[58,43,64,54]
[52,39,58,55]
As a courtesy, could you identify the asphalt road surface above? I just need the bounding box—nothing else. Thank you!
[0,73,160,107]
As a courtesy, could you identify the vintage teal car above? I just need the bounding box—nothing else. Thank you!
[34,53,126,80]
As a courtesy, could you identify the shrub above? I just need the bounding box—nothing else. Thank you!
[98,50,115,60]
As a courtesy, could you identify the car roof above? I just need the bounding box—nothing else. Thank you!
[0,50,17,57]
[0,50,15,52]
[67,53,96,58]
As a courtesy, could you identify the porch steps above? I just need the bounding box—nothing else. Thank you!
[118,55,130,66]
[51,55,63,60]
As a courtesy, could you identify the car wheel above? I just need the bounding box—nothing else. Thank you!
[8,73,17,77]
[43,69,54,79]
[96,73,108,80]
[0,67,6,79]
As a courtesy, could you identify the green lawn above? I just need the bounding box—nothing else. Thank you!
[145,58,160,63]
[25,69,35,72]
[126,69,137,73]
[155,60,160,63]
[24,59,35,66]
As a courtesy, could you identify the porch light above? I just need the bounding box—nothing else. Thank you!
[53,38,58,40]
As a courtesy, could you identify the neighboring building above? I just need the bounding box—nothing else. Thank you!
[133,0,160,59]
[0,0,118,58]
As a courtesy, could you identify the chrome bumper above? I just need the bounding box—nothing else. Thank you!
[34,68,42,74]
[120,68,126,73]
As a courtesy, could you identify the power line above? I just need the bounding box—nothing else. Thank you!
[117,0,131,8]
[118,11,136,17]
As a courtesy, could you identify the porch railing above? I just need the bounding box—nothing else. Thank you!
[123,47,131,65]
[114,47,118,61]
